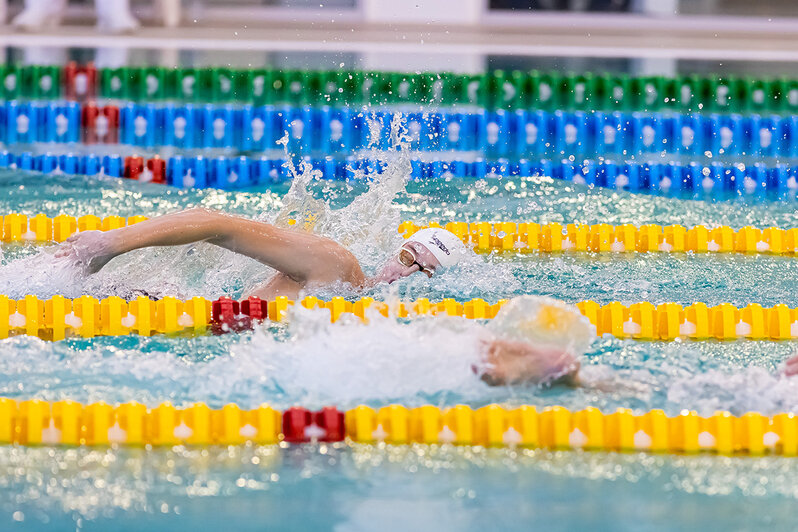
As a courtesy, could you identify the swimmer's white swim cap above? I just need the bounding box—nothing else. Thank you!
[405,228,469,269]
[488,295,596,356]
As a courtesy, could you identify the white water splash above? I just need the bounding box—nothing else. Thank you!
[270,113,414,269]
[0,250,87,299]
[238,305,489,407]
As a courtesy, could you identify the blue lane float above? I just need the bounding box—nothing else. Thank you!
[2,101,798,158]
[0,101,82,145]
[1,149,797,198]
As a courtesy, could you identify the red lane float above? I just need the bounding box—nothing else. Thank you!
[211,296,268,334]
[81,103,119,143]
[124,156,144,180]
[240,296,267,321]
[146,156,167,184]
[282,406,346,443]
[63,61,97,101]
[123,155,167,183]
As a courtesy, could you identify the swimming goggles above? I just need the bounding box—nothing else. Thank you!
[397,245,435,277]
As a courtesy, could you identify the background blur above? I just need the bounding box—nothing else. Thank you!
[1,0,797,80]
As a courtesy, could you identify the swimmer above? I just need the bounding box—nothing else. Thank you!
[55,207,469,300]
[782,352,798,377]
[474,295,589,386]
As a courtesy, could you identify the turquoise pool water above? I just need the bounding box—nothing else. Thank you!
[0,167,797,530]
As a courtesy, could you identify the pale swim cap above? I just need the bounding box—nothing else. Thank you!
[405,228,469,269]
[488,295,596,356]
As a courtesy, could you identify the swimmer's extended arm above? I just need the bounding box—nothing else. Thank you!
[783,352,798,376]
[478,339,580,387]
[58,208,364,284]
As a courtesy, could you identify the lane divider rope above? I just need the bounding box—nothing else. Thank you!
[0,397,794,455]
[0,295,795,341]
[1,213,796,255]
[3,150,798,197]
[4,62,798,115]
[2,103,798,160]
[400,221,798,254]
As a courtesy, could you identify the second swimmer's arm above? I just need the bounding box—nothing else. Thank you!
[477,339,581,387]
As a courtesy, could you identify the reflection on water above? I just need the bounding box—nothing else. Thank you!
[0,444,796,531]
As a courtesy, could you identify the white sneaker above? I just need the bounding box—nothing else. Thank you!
[95,0,140,33]
[11,0,67,30]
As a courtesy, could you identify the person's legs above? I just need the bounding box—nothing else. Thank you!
[155,0,181,27]
[11,0,67,30]
[95,0,139,32]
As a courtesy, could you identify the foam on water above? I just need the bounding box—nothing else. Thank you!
[0,308,492,408]
[0,247,85,299]
[242,305,491,407]
[666,366,798,416]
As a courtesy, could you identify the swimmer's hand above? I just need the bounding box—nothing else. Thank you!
[783,352,798,377]
[477,339,580,387]
[54,231,118,273]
